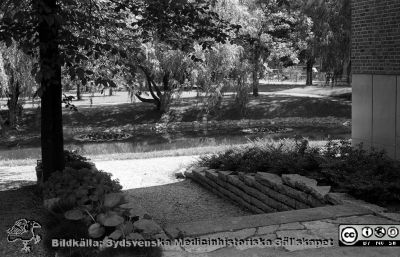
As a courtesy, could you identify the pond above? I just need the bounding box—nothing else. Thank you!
[0,126,350,160]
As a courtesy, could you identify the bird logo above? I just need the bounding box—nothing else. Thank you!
[6,219,42,253]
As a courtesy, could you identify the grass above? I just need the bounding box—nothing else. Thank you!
[0,139,331,168]
[1,88,351,135]
[0,144,237,167]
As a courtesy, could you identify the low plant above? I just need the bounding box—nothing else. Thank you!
[198,138,322,176]
[198,138,400,205]
[321,141,400,204]
[43,166,122,211]
[42,156,161,256]
[37,150,94,173]
[44,191,159,257]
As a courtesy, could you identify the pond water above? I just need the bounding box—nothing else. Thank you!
[0,126,350,160]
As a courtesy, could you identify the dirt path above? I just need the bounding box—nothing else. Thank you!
[0,155,252,234]
[125,180,252,227]
[0,155,199,191]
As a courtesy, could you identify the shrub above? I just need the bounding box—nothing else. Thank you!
[42,153,161,257]
[43,166,122,212]
[198,139,400,205]
[198,138,322,176]
[321,142,400,204]
[37,150,94,173]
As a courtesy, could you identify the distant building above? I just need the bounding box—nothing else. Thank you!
[352,0,400,159]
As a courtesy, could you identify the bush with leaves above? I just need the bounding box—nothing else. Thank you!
[198,138,400,205]
[37,150,93,172]
[43,166,122,206]
[44,191,161,257]
[199,138,321,176]
[41,154,162,256]
[321,141,400,204]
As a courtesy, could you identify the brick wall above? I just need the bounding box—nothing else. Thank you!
[352,0,400,75]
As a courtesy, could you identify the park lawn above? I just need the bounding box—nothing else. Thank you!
[10,93,350,134]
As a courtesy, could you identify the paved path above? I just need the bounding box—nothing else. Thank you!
[161,204,400,256]
[0,155,198,191]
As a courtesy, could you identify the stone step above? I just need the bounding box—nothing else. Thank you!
[255,172,326,207]
[192,169,265,215]
[240,174,310,210]
[281,174,331,202]
[163,204,374,238]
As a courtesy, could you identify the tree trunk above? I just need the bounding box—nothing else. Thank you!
[159,92,171,113]
[252,45,260,97]
[38,0,65,183]
[347,60,351,84]
[109,87,113,96]
[3,63,21,128]
[76,81,81,100]
[6,80,20,128]
[7,94,19,128]
[306,58,314,86]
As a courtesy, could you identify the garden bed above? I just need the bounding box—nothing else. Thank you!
[36,151,165,257]
[196,139,400,208]
[64,116,350,136]
[74,131,133,142]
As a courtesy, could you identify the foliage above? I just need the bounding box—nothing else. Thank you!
[321,141,400,204]
[215,0,312,95]
[1,0,234,110]
[41,149,163,256]
[199,138,321,175]
[193,42,248,115]
[300,0,351,80]
[132,44,196,112]
[198,139,400,204]
[0,40,38,127]
[43,166,122,208]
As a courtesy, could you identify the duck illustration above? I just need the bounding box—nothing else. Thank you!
[6,219,41,253]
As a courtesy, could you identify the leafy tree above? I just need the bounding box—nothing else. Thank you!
[0,40,38,128]
[1,0,234,180]
[115,0,235,113]
[1,0,141,181]
[300,0,351,85]
[186,41,253,117]
[322,0,351,83]
[215,0,311,96]
[131,43,195,113]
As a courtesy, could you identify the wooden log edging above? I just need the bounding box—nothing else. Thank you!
[186,167,336,214]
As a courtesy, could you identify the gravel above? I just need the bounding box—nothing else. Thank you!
[125,179,253,227]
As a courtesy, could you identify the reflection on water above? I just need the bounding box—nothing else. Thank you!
[0,127,350,160]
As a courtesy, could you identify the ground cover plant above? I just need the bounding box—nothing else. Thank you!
[198,139,400,205]
[38,151,161,257]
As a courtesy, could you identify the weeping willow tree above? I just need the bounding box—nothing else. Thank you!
[133,43,195,113]
[0,40,38,128]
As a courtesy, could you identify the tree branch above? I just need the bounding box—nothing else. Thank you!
[135,93,158,104]
[151,79,162,98]
[138,65,161,101]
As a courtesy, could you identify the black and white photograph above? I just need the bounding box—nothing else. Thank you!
[0,0,399,256]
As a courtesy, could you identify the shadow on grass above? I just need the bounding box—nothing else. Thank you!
[0,180,36,192]
[3,92,351,137]
[181,95,351,122]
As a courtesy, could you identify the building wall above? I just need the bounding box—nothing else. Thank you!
[351,0,400,159]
